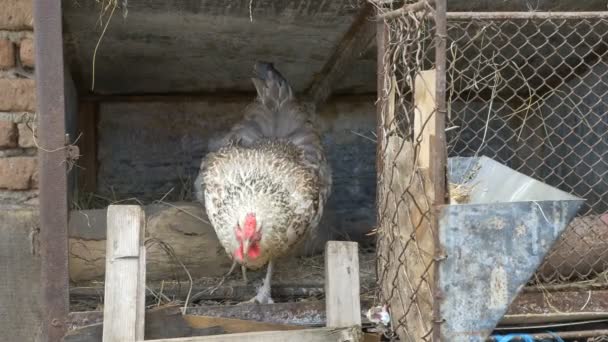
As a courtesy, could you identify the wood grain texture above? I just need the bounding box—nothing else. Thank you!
[145,326,362,342]
[325,241,362,327]
[413,69,437,170]
[68,202,230,282]
[102,205,145,342]
[184,315,303,333]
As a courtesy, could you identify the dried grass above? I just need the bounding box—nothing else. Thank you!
[448,182,474,204]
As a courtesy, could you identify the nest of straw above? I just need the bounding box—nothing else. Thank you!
[448,182,474,204]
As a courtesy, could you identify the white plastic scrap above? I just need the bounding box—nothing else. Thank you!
[366,304,391,326]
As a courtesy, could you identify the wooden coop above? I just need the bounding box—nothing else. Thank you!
[33,0,608,341]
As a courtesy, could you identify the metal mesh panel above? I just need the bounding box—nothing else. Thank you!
[589,336,608,342]
[445,17,608,285]
[373,3,440,341]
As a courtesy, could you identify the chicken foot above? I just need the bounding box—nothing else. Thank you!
[240,260,274,305]
[209,259,249,295]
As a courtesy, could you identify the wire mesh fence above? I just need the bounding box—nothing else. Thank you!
[373,2,440,341]
[372,3,608,340]
[445,15,608,285]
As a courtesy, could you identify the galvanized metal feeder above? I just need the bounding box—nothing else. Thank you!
[439,156,585,341]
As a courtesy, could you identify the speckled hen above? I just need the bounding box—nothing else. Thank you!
[194,61,332,304]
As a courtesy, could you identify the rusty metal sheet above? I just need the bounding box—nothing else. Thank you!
[438,157,584,341]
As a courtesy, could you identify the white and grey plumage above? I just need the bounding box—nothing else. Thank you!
[194,61,331,303]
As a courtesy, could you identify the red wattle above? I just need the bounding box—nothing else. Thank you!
[247,242,261,259]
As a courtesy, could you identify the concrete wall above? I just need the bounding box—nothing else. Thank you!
[96,97,378,242]
[0,2,41,341]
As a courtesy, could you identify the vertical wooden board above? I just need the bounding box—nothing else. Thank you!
[375,19,436,342]
[325,241,361,327]
[136,245,146,341]
[102,205,145,342]
[413,69,437,170]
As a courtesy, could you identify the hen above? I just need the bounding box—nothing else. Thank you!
[195,62,332,304]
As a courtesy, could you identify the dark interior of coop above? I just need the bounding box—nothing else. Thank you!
[60,0,608,336]
[63,0,380,310]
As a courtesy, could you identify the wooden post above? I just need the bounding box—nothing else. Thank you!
[325,241,362,328]
[102,205,146,342]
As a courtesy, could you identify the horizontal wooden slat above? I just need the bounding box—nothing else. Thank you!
[144,326,362,342]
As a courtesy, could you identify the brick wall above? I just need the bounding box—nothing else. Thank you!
[0,0,38,209]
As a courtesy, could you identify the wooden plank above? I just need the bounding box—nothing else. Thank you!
[305,3,376,107]
[145,326,362,342]
[184,316,303,334]
[70,300,377,330]
[413,69,437,170]
[325,241,362,327]
[79,93,375,104]
[102,205,146,342]
[76,101,98,193]
[65,323,224,342]
[137,235,147,340]
[375,18,435,342]
[65,305,226,341]
[187,316,380,342]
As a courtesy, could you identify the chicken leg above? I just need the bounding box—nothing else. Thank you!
[209,259,249,295]
[241,260,274,304]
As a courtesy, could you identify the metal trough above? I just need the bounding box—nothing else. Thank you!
[439,156,585,341]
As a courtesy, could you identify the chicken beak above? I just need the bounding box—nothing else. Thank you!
[242,240,250,260]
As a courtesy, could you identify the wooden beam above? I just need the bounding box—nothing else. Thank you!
[432,1,448,341]
[76,101,98,193]
[184,316,303,334]
[79,93,377,104]
[325,241,362,328]
[67,203,231,283]
[305,3,376,107]
[144,326,362,342]
[102,205,146,342]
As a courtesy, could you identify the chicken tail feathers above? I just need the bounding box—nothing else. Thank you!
[251,61,294,112]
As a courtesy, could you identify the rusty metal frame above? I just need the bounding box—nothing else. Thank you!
[33,0,70,341]
[446,11,608,20]
[432,0,448,341]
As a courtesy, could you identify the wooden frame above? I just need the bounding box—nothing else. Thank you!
[100,205,363,342]
[32,3,375,340]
